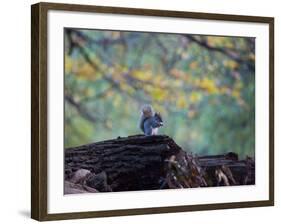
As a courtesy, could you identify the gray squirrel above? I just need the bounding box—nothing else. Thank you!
[139,104,164,135]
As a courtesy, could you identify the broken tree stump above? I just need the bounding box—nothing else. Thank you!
[64,135,255,193]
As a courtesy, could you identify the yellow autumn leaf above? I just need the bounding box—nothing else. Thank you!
[224,60,239,70]
[207,37,234,49]
[111,31,121,39]
[232,90,240,98]
[65,55,73,74]
[220,86,232,95]
[76,63,96,80]
[120,82,135,94]
[189,92,202,103]
[131,70,153,81]
[207,36,225,47]
[151,88,166,101]
[177,95,187,109]
[198,77,219,94]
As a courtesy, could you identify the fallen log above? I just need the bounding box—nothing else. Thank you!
[197,153,255,186]
[64,135,255,193]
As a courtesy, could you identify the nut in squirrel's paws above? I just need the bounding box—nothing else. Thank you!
[154,112,164,126]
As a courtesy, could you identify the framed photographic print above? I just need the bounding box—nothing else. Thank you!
[31,2,274,221]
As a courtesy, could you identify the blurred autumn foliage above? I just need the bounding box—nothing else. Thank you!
[64,29,255,158]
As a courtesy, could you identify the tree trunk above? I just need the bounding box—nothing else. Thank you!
[65,135,255,192]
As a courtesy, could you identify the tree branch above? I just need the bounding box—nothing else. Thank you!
[65,94,110,129]
[184,35,254,71]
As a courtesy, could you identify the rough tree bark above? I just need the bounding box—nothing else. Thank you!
[65,135,255,192]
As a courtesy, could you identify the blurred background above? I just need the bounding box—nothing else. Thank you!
[64,28,255,158]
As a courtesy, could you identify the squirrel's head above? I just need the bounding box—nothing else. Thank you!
[141,104,154,117]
